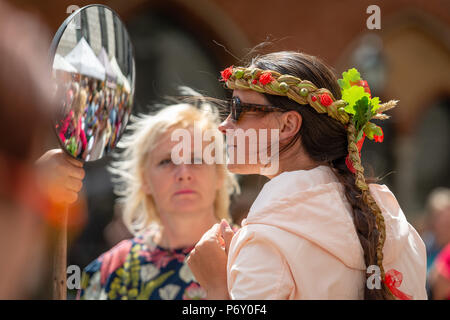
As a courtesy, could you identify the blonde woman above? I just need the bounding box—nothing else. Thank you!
[78,89,239,300]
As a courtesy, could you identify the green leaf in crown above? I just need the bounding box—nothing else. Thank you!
[342,85,371,115]
[338,68,384,142]
[338,68,361,90]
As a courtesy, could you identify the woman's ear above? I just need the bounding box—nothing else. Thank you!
[141,169,153,195]
[141,181,152,195]
[279,111,302,142]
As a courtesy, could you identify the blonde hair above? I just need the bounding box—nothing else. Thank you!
[109,87,240,235]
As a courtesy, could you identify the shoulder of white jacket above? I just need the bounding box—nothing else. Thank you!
[368,183,418,265]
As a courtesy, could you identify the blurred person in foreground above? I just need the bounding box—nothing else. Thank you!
[428,243,450,299]
[0,0,77,299]
[77,90,239,300]
[421,188,450,271]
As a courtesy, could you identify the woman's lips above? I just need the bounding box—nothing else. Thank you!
[174,189,195,195]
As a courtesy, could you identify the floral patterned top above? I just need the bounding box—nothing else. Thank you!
[78,224,206,300]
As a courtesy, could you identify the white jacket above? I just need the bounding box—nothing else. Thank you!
[227,165,427,299]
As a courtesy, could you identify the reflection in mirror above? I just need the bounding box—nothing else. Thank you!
[52,5,135,161]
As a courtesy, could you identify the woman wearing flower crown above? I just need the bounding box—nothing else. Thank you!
[187,51,427,300]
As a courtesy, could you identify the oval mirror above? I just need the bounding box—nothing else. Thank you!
[50,4,135,161]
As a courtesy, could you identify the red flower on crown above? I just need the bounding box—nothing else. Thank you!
[220,66,233,82]
[259,72,274,85]
[350,79,372,98]
[374,127,384,143]
[319,93,333,107]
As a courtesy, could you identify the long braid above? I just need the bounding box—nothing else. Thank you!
[346,122,395,299]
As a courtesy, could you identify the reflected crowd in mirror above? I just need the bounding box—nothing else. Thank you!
[52,5,135,161]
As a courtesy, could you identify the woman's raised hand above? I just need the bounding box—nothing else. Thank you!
[186,219,234,300]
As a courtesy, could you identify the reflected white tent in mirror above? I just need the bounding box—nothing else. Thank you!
[53,53,77,73]
[65,37,106,80]
[97,47,117,85]
[110,56,131,92]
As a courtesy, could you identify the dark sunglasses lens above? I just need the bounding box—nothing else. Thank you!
[221,97,241,122]
[232,97,241,121]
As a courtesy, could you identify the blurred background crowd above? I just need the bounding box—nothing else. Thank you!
[0,0,448,299]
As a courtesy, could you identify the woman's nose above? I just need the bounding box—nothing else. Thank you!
[175,163,192,182]
[218,115,234,135]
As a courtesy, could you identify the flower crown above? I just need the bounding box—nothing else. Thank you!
[220,66,397,143]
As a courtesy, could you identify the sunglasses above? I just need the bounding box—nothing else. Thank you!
[226,96,285,122]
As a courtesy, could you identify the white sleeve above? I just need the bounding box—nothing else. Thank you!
[227,231,294,299]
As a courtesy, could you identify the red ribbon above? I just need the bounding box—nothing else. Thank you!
[383,269,413,300]
[345,133,366,173]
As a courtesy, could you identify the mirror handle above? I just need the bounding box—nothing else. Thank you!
[52,206,68,300]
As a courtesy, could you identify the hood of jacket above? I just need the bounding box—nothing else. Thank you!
[242,165,411,271]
